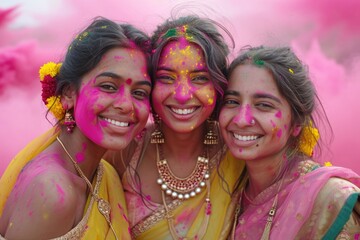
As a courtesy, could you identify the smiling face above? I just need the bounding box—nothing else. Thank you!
[152,39,216,133]
[220,64,296,162]
[68,47,151,151]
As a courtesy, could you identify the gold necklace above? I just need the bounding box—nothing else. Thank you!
[56,137,118,240]
[156,144,210,200]
[231,177,285,240]
[156,143,212,239]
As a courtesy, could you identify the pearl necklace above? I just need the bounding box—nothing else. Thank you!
[156,143,210,200]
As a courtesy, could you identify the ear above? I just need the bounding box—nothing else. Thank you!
[291,124,302,137]
[60,85,77,110]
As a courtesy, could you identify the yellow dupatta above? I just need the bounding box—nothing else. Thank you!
[0,127,131,239]
[137,150,245,240]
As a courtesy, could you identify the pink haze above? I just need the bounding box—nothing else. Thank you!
[0,0,359,175]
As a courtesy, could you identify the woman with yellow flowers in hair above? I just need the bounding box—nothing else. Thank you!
[0,17,152,239]
[219,46,360,239]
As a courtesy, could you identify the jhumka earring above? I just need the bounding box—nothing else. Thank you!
[204,119,218,145]
[64,110,76,133]
[150,113,164,144]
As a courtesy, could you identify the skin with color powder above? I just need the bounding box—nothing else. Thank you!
[220,46,360,239]
[0,17,151,239]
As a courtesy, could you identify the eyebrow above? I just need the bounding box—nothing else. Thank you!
[224,90,240,97]
[135,80,152,88]
[96,72,152,87]
[254,93,281,103]
[224,90,281,103]
[156,66,208,73]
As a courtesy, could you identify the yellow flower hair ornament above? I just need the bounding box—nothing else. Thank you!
[39,62,65,120]
[298,122,319,157]
[323,161,333,167]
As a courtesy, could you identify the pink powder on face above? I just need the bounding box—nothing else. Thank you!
[275,110,282,118]
[276,128,283,138]
[177,37,189,49]
[174,81,192,103]
[284,124,288,130]
[114,55,124,61]
[233,106,243,123]
[244,104,253,124]
[75,78,104,143]
[270,120,276,128]
[118,84,125,96]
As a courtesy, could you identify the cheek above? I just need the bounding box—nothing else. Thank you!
[270,116,292,140]
[269,119,280,138]
[275,110,282,118]
[74,89,106,142]
[133,100,151,120]
[152,84,172,109]
[75,92,100,123]
[197,85,216,107]
[219,110,231,128]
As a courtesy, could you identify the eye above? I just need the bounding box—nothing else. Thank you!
[255,102,274,110]
[132,89,150,100]
[223,98,239,107]
[192,75,209,84]
[156,74,175,84]
[100,83,117,92]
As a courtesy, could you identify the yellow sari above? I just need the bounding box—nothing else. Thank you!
[0,128,131,240]
[126,145,245,240]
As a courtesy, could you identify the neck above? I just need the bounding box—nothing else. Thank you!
[245,153,285,199]
[58,127,106,182]
[161,124,206,163]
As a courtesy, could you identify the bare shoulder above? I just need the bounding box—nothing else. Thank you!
[0,153,81,239]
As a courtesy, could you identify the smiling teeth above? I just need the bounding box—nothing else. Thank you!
[233,134,259,141]
[103,118,129,127]
[171,108,195,115]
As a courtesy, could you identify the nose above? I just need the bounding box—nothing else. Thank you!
[113,88,134,113]
[232,104,254,127]
[173,78,193,104]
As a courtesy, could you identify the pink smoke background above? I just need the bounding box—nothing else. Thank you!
[1,0,359,176]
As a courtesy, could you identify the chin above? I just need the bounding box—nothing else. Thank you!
[103,137,132,151]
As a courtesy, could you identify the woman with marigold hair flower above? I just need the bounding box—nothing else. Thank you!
[219,46,360,239]
[0,17,152,239]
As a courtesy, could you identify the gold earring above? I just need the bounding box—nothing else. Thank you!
[204,119,218,145]
[151,113,164,144]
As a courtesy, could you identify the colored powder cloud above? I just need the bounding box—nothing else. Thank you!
[0,0,359,175]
